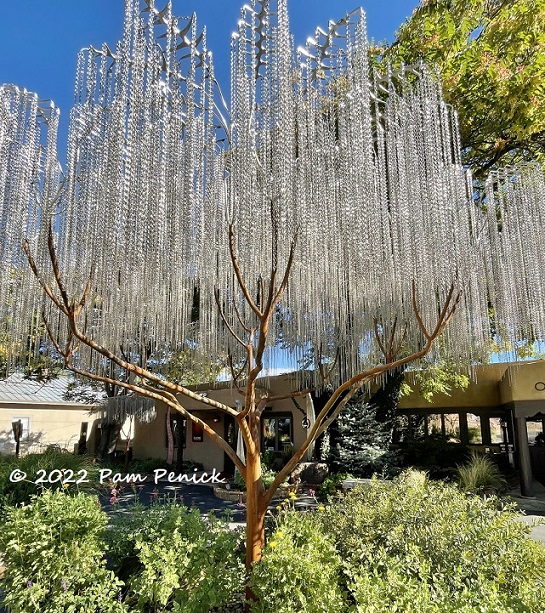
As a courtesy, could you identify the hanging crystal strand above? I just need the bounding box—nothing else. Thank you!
[6,0,545,387]
[0,85,60,369]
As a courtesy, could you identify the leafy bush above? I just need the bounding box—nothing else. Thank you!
[0,489,126,612]
[107,503,245,612]
[249,508,347,613]
[233,465,278,491]
[0,447,100,512]
[456,451,508,494]
[401,434,470,476]
[321,470,545,611]
[317,472,352,498]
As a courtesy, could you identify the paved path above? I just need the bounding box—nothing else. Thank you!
[508,480,545,544]
[99,479,319,528]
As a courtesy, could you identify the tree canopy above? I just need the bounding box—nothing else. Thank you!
[386,0,545,178]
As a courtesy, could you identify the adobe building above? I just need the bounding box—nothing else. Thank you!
[399,360,545,497]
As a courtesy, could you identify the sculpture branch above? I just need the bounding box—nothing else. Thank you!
[228,224,263,318]
[263,283,462,507]
[214,288,248,348]
[22,239,68,315]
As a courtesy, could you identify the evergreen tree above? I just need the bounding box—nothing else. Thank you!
[329,370,405,477]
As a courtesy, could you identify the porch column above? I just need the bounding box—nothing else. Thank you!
[515,416,534,497]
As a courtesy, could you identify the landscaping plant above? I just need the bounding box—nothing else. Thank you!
[321,470,545,611]
[456,451,508,495]
[248,500,347,613]
[107,503,245,612]
[0,447,100,514]
[0,489,126,613]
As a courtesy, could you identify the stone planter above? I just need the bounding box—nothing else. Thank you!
[213,484,296,502]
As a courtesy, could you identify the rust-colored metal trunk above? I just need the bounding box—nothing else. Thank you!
[244,442,266,609]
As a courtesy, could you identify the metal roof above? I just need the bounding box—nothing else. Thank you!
[0,374,94,406]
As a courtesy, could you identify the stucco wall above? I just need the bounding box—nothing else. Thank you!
[399,363,508,409]
[132,375,312,470]
[500,361,545,404]
[0,404,99,455]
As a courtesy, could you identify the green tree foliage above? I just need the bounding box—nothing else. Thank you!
[386,0,545,178]
[400,355,470,402]
[163,345,227,386]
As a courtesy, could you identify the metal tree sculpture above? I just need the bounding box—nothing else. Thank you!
[2,0,545,593]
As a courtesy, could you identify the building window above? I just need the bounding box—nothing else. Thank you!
[427,414,442,436]
[489,417,504,444]
[526,420,543,445]
[444,414,461,443]
[262,414,293,452]
[426,413,460,442]
[467,414,482,444]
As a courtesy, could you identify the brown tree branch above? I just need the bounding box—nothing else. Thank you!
[22,239,68,315]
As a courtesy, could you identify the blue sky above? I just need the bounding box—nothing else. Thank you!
[0,1,417,163]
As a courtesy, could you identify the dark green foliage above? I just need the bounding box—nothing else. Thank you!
[402,433,470,478]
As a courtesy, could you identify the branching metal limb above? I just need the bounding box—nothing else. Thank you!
[263,283,464,507]
[23,239,68,315]
[272,230,299,305]
[392,324,408,359]
[373,318,388,358]
[260,388,313,410]
[228,352,248,385]
[40,308,65,356]
[47,224,71,312]
[258,275,266,312]
[32,258,240,415]
[388,316,398,358]
[262,378,369,507]
[430,283,456,338]
[228,224,263,318]
[412,280,431,340]
[232,297,252,334]
[316,346,339,384]
[76,363,246,476]
[74,266,95,318]
[214,288,247,348]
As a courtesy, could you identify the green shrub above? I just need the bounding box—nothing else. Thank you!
[456,451,508,494]
[249,508,347,613]
[321,470,545,611]
[233,465,278,491]
[317,472,352,498]
[0,448,101,513]
[107,503,245,612]
[0,489,126,613]
[402,434,470,473]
